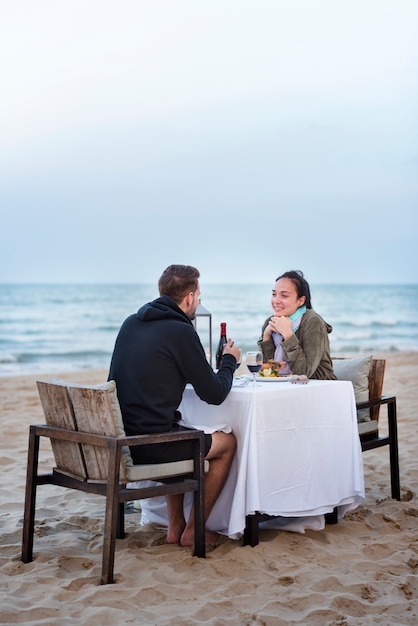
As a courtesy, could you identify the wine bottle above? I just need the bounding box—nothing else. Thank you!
[215,322,227,369]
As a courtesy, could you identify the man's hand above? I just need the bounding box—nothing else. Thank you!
[222,338,241,364]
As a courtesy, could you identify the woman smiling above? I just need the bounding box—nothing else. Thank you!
[257,270,336,380]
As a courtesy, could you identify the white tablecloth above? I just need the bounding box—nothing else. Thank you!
[138,378,365,538]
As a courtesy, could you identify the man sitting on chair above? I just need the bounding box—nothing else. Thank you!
[108,264,241,547]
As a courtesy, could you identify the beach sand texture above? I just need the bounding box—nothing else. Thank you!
[1,352,417,625]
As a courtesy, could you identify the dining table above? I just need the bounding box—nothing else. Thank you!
[138,375,365,539]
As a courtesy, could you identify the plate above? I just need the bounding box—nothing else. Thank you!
[257,375,294,382]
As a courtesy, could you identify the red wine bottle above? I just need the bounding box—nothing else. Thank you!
[215,322,227,369]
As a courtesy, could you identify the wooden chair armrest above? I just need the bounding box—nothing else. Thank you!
[121,429,205,448]
[30,423,205,450]
[356,395,396,411]
[30,424,112,447]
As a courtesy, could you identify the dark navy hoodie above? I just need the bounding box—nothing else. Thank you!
[108,295,236,437]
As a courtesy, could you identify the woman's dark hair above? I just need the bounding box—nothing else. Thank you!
[276,270,312,309]
[158,264,200,304]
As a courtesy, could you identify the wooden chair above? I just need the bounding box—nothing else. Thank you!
[243,358,400,547]
[21,380,206,584]
[356,359,400,501]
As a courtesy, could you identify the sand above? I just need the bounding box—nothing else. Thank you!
[1,352,417,625]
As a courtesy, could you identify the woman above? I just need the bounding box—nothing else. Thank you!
[257,270,336,380]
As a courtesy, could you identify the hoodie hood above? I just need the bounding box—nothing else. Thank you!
[136,295,191,325]
[303,308,333,334]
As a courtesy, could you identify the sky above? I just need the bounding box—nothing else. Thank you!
[1,0,417,285]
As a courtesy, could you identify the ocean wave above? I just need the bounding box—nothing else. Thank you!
[0,353,17,364]
[0,353,111,377]
[14,349,110,363]
[333,319,415,328]
[331,344,407,354]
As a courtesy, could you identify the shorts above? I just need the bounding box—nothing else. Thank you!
[130,424,212,465]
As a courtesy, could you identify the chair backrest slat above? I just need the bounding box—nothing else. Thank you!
[36,381,87,479]
[368,359,386,422]
[69,386,128,482]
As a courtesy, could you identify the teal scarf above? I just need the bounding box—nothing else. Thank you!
[272,305,307,373]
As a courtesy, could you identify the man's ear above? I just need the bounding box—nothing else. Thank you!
[180,291,194,312]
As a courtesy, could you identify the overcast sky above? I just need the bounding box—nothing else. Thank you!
[1,0,417,285]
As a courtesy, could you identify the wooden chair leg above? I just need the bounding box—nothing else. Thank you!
[191,433,205,558]
[388,398,401,501]
[193,478,206,558]
[101,441,121,585]
[243,514,259,547]
[325,507,339,525]
[21,427,40,563]
[116,502,125,539]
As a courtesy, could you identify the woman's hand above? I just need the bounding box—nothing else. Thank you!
[268,316,293,340]
[262,323,274,341]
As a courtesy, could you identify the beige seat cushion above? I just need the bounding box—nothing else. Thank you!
[358,420,378,436]
[127,459,209,482]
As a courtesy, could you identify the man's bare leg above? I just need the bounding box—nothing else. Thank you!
[180,431,236,547]
[166,493,186,543]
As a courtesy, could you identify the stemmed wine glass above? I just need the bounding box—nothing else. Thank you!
[246,351,263,386]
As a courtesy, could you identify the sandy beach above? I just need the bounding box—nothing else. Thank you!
[1,352,417,625]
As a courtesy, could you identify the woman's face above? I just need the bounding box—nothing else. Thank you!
[271,277,306,317]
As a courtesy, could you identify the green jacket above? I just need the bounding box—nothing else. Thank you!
[257,309,336,380]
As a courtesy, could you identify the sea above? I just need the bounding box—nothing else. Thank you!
[0,283,417,377]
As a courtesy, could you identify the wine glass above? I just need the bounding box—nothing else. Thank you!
[246,351,263,386]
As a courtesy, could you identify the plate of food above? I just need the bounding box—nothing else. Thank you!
[257,361,308,383]
[257,360,289,379]
[257,374,295,382]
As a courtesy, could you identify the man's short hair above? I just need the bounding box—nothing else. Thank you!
[158,265,200,304]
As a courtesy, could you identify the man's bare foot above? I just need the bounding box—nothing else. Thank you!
[180,527,220,547]
[167,521,186,544]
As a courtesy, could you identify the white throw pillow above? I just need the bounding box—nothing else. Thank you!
[332,356,372,422]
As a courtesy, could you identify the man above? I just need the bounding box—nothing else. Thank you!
[108,264,241,547]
